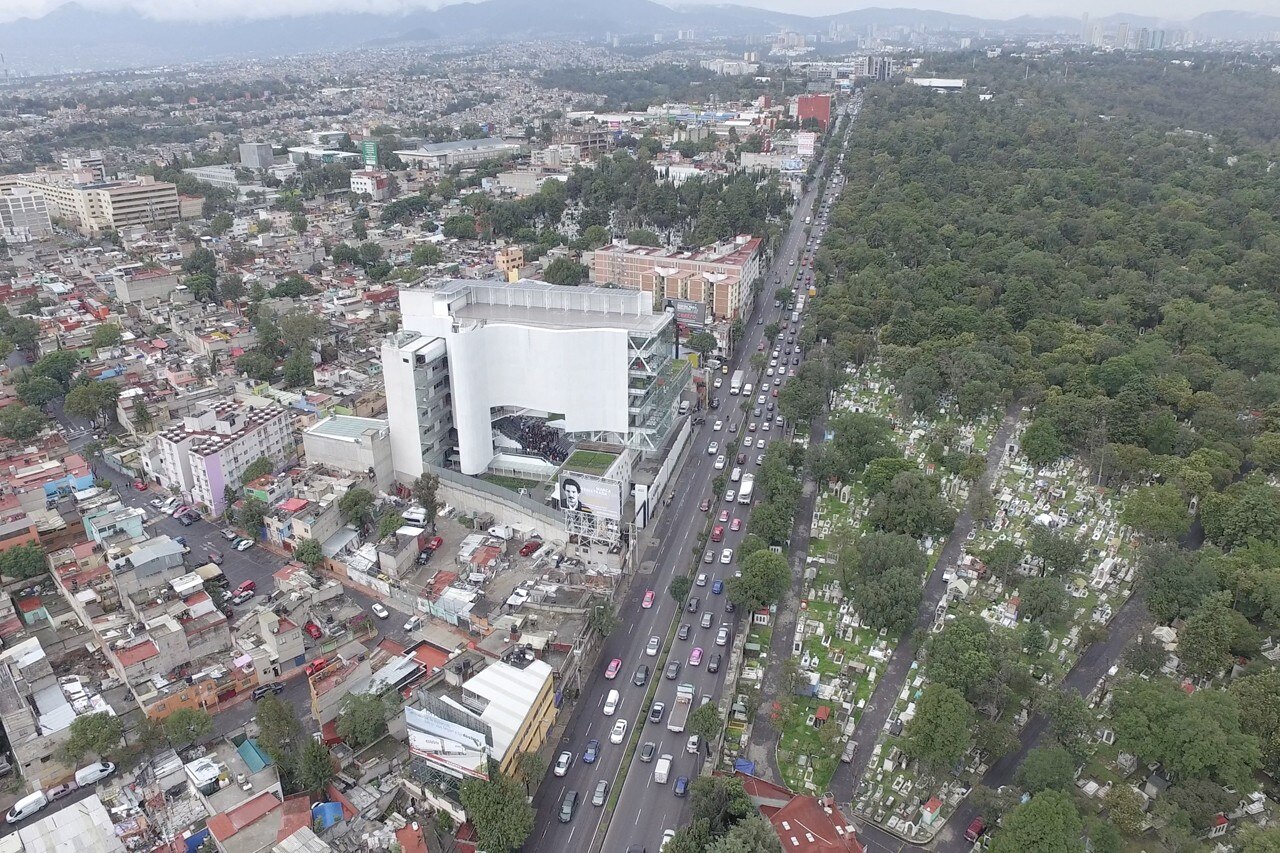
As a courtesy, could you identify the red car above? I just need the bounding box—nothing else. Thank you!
[304,621,322,639]
[730,518,742,532]
[604,658,622,679]
[304,657,328,676]
[234,580,257,596]
[711,525,725,543]
[519,540,541,557]
[964,817,986,843]
[425,536,444,551]
[131,480,147,491]
[699,499,710,513]
[642,590,655,609]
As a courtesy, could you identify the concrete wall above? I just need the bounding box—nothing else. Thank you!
[424,466,567,542]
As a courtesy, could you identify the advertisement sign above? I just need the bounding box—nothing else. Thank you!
[557,471,622,521]
[361,140,379,168]
[665,298,706,327]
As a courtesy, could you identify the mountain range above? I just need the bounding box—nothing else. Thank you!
[0,1,1275,75]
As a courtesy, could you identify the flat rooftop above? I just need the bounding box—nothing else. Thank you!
[433,278,669,334]
[305,415,388,441]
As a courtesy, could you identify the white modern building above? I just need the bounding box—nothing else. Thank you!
[155,402,294,517]
[385,279,684,478]
[393,138,522,170]
[303,415,393,489]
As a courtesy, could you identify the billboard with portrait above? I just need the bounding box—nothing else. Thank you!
[557,471,623,522]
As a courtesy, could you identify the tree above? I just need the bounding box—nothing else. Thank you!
[903,684,973,769]
[989,790,1084,853]
[459,770,535,853]
[1019,577,1067,623]
[688,774,755,838]
[0,544,47,581]
[279,310,324,351]
[843,531,926,633]
[1122,483,1191,540]
[687,703,723,755]
[1142,545,1221,623]
[221,274,246,302]
[441,215,477,240]
[862,457,916,496]
[670,574,693,603]
[1103,784,1145,835]
[1177,592,1237,679]
[1030,527,1084,576]
[729,549,790,612]
[1015,746,1076,794]
[0,404,48,442]
[255,694,303,777]
[209,212,233,235]
[866,468,956,538]
[295,538,324,568]
[64,380,119,424]
[981,539,1025,582]
[1044,691,1093,761]
[16,376,62,408]
[237,351,276,382]
[282,352,313,388]
[927,616,1006,703]
[411,473,440,528]
[336,694,391,747]
[61,712,123,761]
[339,488,376,524]
[587,599,620,638]
[1021,419,1066,467]
[685,331,718,358]
[90,323,124,349]
[163,708,213,747]
[543,257,587,286]
[1240,826,1280,853]
[411,243,442,266]
[706,815,782,853]
[297,738,335,792]
[1231,670,1280,774]
[516,751,546,794]
[377,511,403,541]
[238,497,268,535]
[32,350,80,388]
[242,456,273,485]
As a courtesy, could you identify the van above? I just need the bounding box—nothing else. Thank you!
[5,791,47,824]
[603,689,620,716]
[678,400,690,415]
[964,817,986,842]
[654,754,673,784]
[74,761,116,787]
[743,383,753,397]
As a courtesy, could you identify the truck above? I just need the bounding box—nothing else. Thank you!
[738,473,755,505]
[729,369,745,396]
[667,683,696,733]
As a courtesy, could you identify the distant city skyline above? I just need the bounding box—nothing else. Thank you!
[0,0,1275,24]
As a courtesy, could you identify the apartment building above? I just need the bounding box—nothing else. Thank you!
[112,266,182,303]
[16,174,179,235]
[302,416,393,489]
[584,234,763,321]
[156,402,295,517]
[0,187,52,239]
[350,169,392,201]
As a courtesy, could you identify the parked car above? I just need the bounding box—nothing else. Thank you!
[964,817,987,843]
[519,540,541,557]
[716,625,730,646]
[371,603,389,619]
[404,616,422,633]
[221,528,239,541]
[673,775,689,797]
[252,683,285,701]
[74,761,115,787]
[304,657,328,676]
[231,590,255,606]
[708,654,722,674]
[425,536,444,551]
[131,481,147,491]
[45,782,78,802]
[234,581,257,595]
[304,621,323,639]
[235,538,254,552]
[149,498,165,509]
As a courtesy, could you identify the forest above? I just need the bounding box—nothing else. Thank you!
[799,53,1280,851]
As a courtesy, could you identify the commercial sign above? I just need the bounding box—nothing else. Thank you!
[361,140,379,168]
[666,298,706,328]
[558,470,623,522]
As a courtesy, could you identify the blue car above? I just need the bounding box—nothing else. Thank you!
[583,739,600,764]
[711,579,724,595]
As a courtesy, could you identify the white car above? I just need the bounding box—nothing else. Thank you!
[661,829,677,851]
[756,454,766,465]
[766,367,774,376]
[610,718,629,744]
[696,572,708,587]
[235,538,255,552]
[371,603,390,619]
[757,395,767,405]
[686,735,701,754]
[554,751,573,776]
[707,441,718,455]
[713,377,722,388]
[646,635,661,656]
[724,490,735,503]
[714,455,726,470]
[762,421,771,431]
[712,420,722,431]
[720,548,733,564]
[756,438,766,449]
[148,498,165,509]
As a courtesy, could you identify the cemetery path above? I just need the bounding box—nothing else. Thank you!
[831,404,1022,805]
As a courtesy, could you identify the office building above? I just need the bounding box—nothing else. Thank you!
[60,150,106,181]
[797,94,832,129]
[0,187,52,239]
[393,138,522,170]
[584,234,763,321]
[17,174,179,236]
[155,402,294,517]
[239,142,275,171]
[387,278,682,477]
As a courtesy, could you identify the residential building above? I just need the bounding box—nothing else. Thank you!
[393,139,521,170]
[796,93,833,129]
[0,187,52,239]
[239,142,276,171]
[156,401,294,517]
[735,772,866,853]
[5,793,124,852]
[494,245,524,281]
[584,234,763,321]
[112,266,182,303]
[350,169,392,201]
[303,416,393,490]
[60,151,106,181]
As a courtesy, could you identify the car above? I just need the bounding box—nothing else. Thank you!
[776,415,785,426]
[687,597,700,613]
[181,510,201,522]
[700,611,714,629]
[747,422,757,432]
[583,739,600,764]
[649,702,666,724]
[793,356,800,365]
[766,367,774,377]
[725,601,737,614]
[149,497,165,509]
[729,517,742,532]
[519,539,541,557]
[305,657,328,676]
[640,741,657,762]
[964,817,987,843]
[762,421,771,431]
[756,438,766,449]
[664,661,681,680]
[633,665,650,686]
[610,718,628,744]
[304,621,323,639]
[756,454,765,465]
[371,603,390,619]
[642,589,655,609]
[677,623,691,640]
[716,625,730,646]
[712,579,724,595]
[699,498,711,513]
[720,548,733,564]
[757,317,763,324]
[646,635,661,656]
[696,572,708,587]
[177,515,194,527]
[231,590,255,606]
[729,422,738,433]
[234,581,257,597]
[673,775,690,797]
[841,740,857,763]
[45,782,78,802]
[236,538,255,552]
[704,549,715,563]
[712,420,722,431]
[558,789,578,823]
[252,682,286,700]
[604,658,622,679]
[714,455,726,470]
[752,406,762,417]
[404,615,422,633]
[757,394,767,405]
[708,653,722,673]
[554,751,573,776]
[724,489,735,502]
[771,388,779,398]
[74,761,116,787]
[661,829,677,851]
[132,480,147,491]
[713,376,723,388]
[706,441,718,455]
[686,735,701,754]
[689,647,703,666]
[592,779,609,806]
[718,509,730,522]
[736,452,747,464]
[221,528,238,541]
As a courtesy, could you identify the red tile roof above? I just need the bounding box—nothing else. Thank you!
[116,640,159,666]
[207,791,281,841]
[276,794,313,842]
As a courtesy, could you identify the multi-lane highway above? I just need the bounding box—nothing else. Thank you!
[529,103,857,853]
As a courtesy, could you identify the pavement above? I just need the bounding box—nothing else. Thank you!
[522,105,860,853]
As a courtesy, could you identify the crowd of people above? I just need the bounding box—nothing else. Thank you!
[500,416,571,463]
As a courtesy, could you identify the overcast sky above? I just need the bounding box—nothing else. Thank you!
[0,0,1269,24]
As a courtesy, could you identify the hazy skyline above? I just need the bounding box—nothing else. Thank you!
[0,0,1274,25]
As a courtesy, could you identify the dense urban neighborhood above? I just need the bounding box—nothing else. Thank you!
[0,3,1275,853]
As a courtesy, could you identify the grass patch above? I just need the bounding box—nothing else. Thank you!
[563,450,619,476]
[480,473,540,492]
